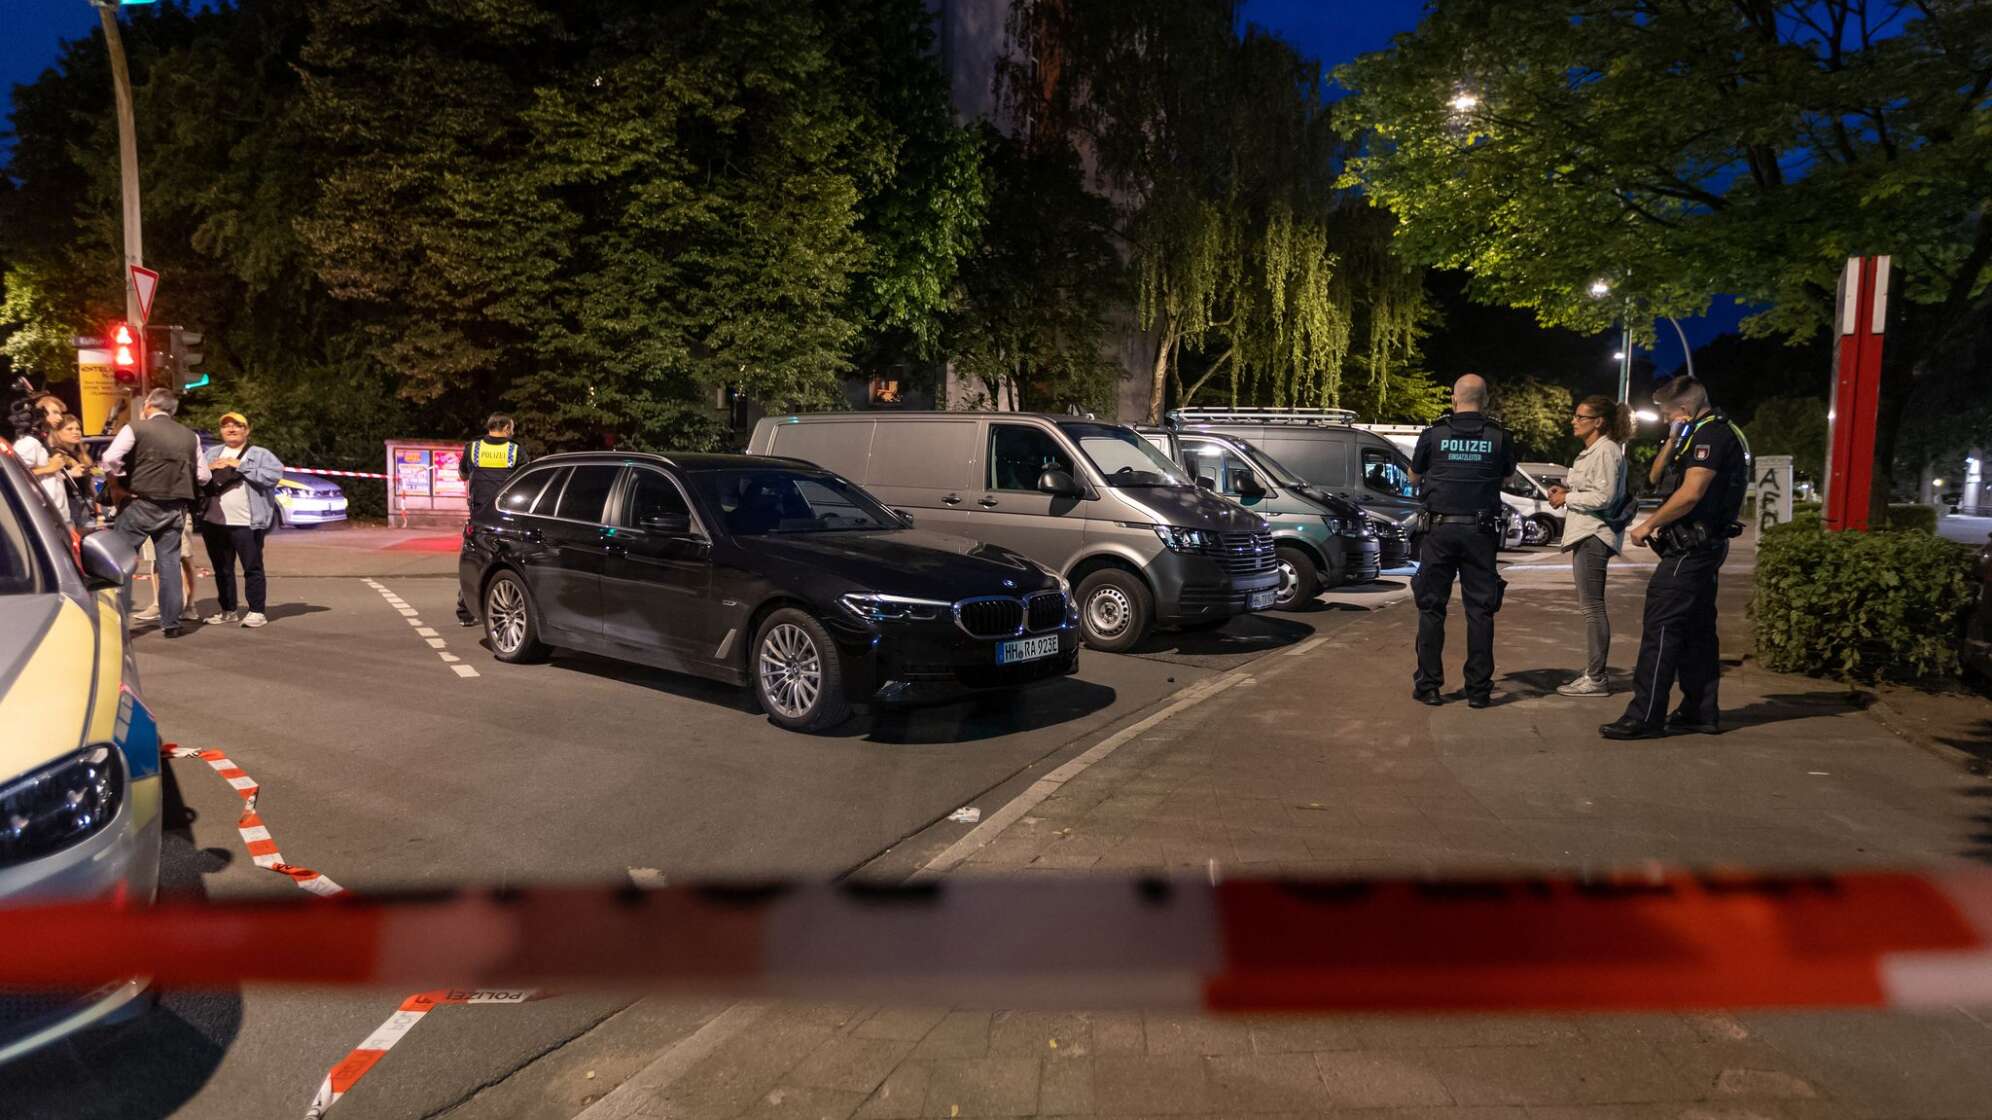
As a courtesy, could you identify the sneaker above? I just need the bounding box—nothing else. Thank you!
[204,611,241,626]
[240,612,268,629]
[181,609,205,624]
[1557,675,1611,697]
[131,606,162,624]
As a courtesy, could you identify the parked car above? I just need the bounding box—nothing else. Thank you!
[458,452,1080,732]
[1136,426,1380,606]
[0,435,161,1064]
[1503,462,1569,547]
[747,413,1279,651]
[82,433,348,527]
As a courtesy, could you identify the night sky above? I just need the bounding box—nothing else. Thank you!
[3,0,1736,366]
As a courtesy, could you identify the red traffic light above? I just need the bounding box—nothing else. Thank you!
[111,322,138,383]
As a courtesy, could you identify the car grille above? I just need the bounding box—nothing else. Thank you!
[1215,531,1276,575]
[955,598,1024,639]
[1025,592,1066,633]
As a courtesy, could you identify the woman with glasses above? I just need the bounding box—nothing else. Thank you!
[1547,395,1633,697]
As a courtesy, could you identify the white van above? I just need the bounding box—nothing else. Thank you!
[747,412,1279,651]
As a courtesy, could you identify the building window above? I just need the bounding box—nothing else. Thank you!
[869,377,902,406]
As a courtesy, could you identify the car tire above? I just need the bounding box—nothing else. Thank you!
[1531,514,1560,548]
[752,609,851,733]
[483,570,550,663]
[1075,569,1151,652]
[1273,545,1322,608]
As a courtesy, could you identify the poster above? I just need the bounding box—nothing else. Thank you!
[431,447,467,498]
[395,448,433,496]
[77,349,120,436]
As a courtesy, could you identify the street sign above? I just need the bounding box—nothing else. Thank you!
[71,335,106,349]
[130,265,159,324]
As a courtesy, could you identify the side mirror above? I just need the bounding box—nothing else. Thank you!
[892,508,915,527]
[641,512,693,535]
[80,531,138,590]
[1038,469,1083,498]
[1195,475,1216,491]
[1234,470,1266,497]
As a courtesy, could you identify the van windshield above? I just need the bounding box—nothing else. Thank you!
[1059,423,1191,488]
[1227,438,1307,488]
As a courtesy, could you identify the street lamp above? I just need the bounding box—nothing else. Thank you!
[1589,280,1612,299]
[1590,279,1632,405]
[1634,409,1660,424]
[1612,351,1626,361]
[1449,91,1480,113]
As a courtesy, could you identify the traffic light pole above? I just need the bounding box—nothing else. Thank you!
[95,1,146,400]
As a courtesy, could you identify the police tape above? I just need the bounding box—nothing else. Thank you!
[166,745,344,897]
[305,989,544,1119]
[287,468,391,480]
[6,871,1991,1011]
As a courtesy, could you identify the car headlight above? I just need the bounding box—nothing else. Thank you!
[839,592,950,623]
[1152,525,1217,553]
[0,745,124,867]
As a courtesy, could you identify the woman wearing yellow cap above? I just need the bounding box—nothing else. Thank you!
[200,411,285,628]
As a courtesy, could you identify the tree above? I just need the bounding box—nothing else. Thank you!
[1745,394,1829,482]
[1337,0,1992,513]
[999,0,1429,422]
[947,127,1124,414]
[1488,376,1575,462]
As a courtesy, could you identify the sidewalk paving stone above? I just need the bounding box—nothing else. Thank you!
[919,1057,1043,1117]
[1311,1050,1456,1108]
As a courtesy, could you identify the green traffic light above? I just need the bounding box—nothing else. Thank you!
[120,1,160,6]
[182,374,211,391]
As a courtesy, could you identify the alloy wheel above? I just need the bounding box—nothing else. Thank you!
[488,578,528,655]
[759,623,823,719]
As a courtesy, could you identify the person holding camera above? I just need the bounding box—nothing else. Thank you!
[1600,375,1750,741]
[199,411,284,628]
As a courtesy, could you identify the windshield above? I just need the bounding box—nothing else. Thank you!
[1225,436,1306,488]
[1059,423,1190,488]
[691,468,901,535]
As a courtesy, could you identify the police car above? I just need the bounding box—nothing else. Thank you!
[0,436,161,1063]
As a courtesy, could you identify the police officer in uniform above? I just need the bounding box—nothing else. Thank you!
[457,413,528,625]
[1601,375,1749,740]
[1409,374,1516,708]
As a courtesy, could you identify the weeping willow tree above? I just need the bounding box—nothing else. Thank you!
[998,0,1434,421]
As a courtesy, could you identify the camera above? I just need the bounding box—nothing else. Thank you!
[7,376,43,441]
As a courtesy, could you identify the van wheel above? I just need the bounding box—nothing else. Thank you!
[1075,569,1151,653]
[753,609,851,733]
[484,571,549,663]
[1273,545,1322,608]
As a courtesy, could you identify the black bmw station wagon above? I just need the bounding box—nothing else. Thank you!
[458,452,1080,731]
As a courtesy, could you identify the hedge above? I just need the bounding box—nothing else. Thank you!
[1752,520,1978,681]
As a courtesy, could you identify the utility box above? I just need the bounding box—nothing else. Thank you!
[1754,454,1794,534]
[385,439,470,528]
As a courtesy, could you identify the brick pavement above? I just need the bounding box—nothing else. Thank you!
[562,553,1992,1120]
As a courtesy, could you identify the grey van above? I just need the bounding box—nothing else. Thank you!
[1135,426,1381,606]
[1166,409,1424,533]
[747,412,1279,651]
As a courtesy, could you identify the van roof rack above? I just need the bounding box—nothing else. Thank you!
[1168,407,1359,428]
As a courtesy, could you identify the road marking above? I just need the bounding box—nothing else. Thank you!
[367,580,479,680]
[912,671,1251,880]
[1284,636,1330,658]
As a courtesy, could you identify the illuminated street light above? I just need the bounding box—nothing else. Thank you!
[1589,279,1612,299]
[1634,409,1660,424]
[1449,91,1480,113]
[1612,351,1626,361]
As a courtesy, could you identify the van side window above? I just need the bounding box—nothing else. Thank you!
[1181,440,1255,496]
[1361,447,1413,498]
[988,425,1075,492]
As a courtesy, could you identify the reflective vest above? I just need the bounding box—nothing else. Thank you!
[473,440,519,471]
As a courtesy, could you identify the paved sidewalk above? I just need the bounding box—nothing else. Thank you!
[470,547,1992,1120]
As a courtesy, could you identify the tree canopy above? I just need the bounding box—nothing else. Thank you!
[1338,0,1992,496]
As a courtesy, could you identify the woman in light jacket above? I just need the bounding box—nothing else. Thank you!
[199,411,285,628]
[1548,395,1632,697]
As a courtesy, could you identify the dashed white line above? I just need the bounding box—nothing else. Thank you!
[367,579,480,679]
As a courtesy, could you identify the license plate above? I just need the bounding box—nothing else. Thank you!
[998,634,1061,665]
[1248,590,1276,610]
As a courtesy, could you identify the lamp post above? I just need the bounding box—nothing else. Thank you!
[1590,280,1631,404]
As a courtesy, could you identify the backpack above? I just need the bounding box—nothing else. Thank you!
[1601,457,1637,531]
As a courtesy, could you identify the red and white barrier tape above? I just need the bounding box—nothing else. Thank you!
[166,745,344,897]
[288,468,390,480]
[5,872,1991,1011]
[166,744,540,1115]
[306,989,542,1119]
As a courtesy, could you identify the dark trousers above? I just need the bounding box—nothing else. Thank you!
[457,494,489,623]
[1412,520,1504,698]
[114,498,188,625]
[1621,540,1727,728]
[200,522,267,614]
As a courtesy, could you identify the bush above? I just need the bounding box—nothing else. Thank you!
[1752,521,1978,681]
[1885,504,1938,533]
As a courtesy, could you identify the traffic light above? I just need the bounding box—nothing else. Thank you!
[146,325,208,391]
[111,323,139,384]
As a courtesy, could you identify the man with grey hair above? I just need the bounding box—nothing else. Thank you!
[1601,374,1749,740]
[1408,373,1516,707]
[102,388,210,636]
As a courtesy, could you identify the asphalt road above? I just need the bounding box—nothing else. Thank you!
[0,566,1425,1120]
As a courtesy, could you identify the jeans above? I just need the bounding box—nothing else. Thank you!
[1570,535,1612,680]
[114,498,188,627]
[200,522,267,614]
